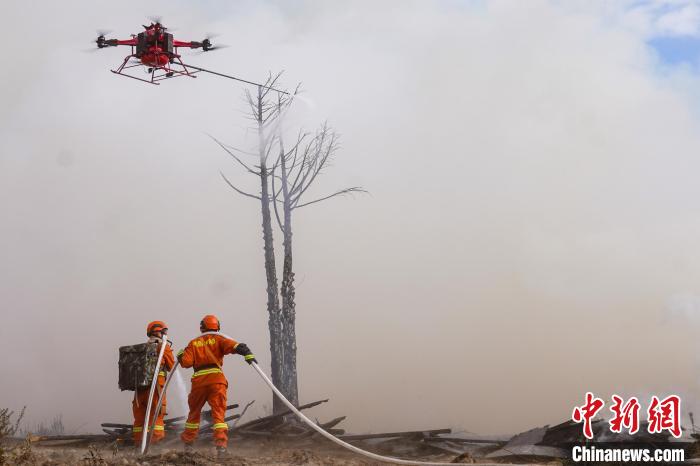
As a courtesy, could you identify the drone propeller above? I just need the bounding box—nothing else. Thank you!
[198,35,228,52]
[90,29,113,49]
[148,15,163,24]
[195,43,229,54]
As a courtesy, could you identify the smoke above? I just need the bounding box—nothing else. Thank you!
[667,293,700,323]
[2,0,700,436]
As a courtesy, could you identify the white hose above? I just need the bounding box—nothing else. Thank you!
[250,362,534,466]
[145,332,532,465]
[191,332,531,464]
[140,335,168,454]
[143,359,180,455]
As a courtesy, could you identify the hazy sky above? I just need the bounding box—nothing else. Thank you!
[2,0,700,436]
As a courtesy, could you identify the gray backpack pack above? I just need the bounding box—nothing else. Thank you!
[118,342,159,391]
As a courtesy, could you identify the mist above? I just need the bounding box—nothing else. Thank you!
[2,0,700,436]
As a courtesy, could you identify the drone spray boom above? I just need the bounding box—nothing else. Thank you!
[179,63,289,94]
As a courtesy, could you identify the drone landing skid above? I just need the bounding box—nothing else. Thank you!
[110,55,199,85]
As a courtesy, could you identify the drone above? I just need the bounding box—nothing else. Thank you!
[93,19,285,92]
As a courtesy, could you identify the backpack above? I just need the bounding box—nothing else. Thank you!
[118,342,159,391]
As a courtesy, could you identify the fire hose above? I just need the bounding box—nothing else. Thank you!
[145,336,536,465]
[249,361,537,466]
[140,334,168,454]
[143,359,180,455]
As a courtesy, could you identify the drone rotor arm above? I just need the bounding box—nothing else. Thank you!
[97,37,137,48]
[173,38,216,51]
[173,40,202,48]
[115,38,138,46]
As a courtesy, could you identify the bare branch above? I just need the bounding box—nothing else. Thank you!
[283,132,308,163]
[221,143,258,158]
[263,134,277,166]
[294,187,367,209]
[220,172,261,201]
[260,71,284,101]
[292,129,338,203]
[209,135,260,176]
[289,142,314,195]
[270,164,285,232]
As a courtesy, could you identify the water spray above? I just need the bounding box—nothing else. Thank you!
[172,369,190,416]
[139,334,168,454]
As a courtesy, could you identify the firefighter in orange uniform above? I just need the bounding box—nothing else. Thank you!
[177,315,256,457]
[133,321,175,444]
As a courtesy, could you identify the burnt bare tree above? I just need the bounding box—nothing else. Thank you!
[270,117,365,410]
[215,75,364,414]
[215,74,287,412]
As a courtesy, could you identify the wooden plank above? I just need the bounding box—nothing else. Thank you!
[299,416,347,438]
[234,399,329,431]
[34,434,111,442]
[231,429,271,437]
[423,437,506,445]
[101,423,131,429]
[319,416,346,430]
[339,428,451,441]
[419,441,466,456]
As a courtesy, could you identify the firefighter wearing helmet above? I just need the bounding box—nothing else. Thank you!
[177,314,256,457]
[132,321,174,444]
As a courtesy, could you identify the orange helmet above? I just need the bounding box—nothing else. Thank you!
[146,320,167,336]
[200,314,220,331]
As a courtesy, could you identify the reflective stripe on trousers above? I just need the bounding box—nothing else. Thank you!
[133,426,165,432]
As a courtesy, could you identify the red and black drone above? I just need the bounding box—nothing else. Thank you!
[94,19,285,91]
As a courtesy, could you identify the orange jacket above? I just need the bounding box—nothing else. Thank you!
[179,333,239,387]
[158,341,175,383]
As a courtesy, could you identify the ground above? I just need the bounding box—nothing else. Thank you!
[1,439,469,466]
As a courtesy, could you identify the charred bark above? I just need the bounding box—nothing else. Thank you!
[254,85,285,414]
[278,134,299,408]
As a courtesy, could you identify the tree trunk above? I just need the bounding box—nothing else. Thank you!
[255,86,284,414]
[278,136,299,408]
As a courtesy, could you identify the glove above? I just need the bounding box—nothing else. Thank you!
[176,349,184,364]
[235,343,257,365]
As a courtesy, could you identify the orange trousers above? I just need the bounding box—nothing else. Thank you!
[180,383,228,447]
[132,386,166,443]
